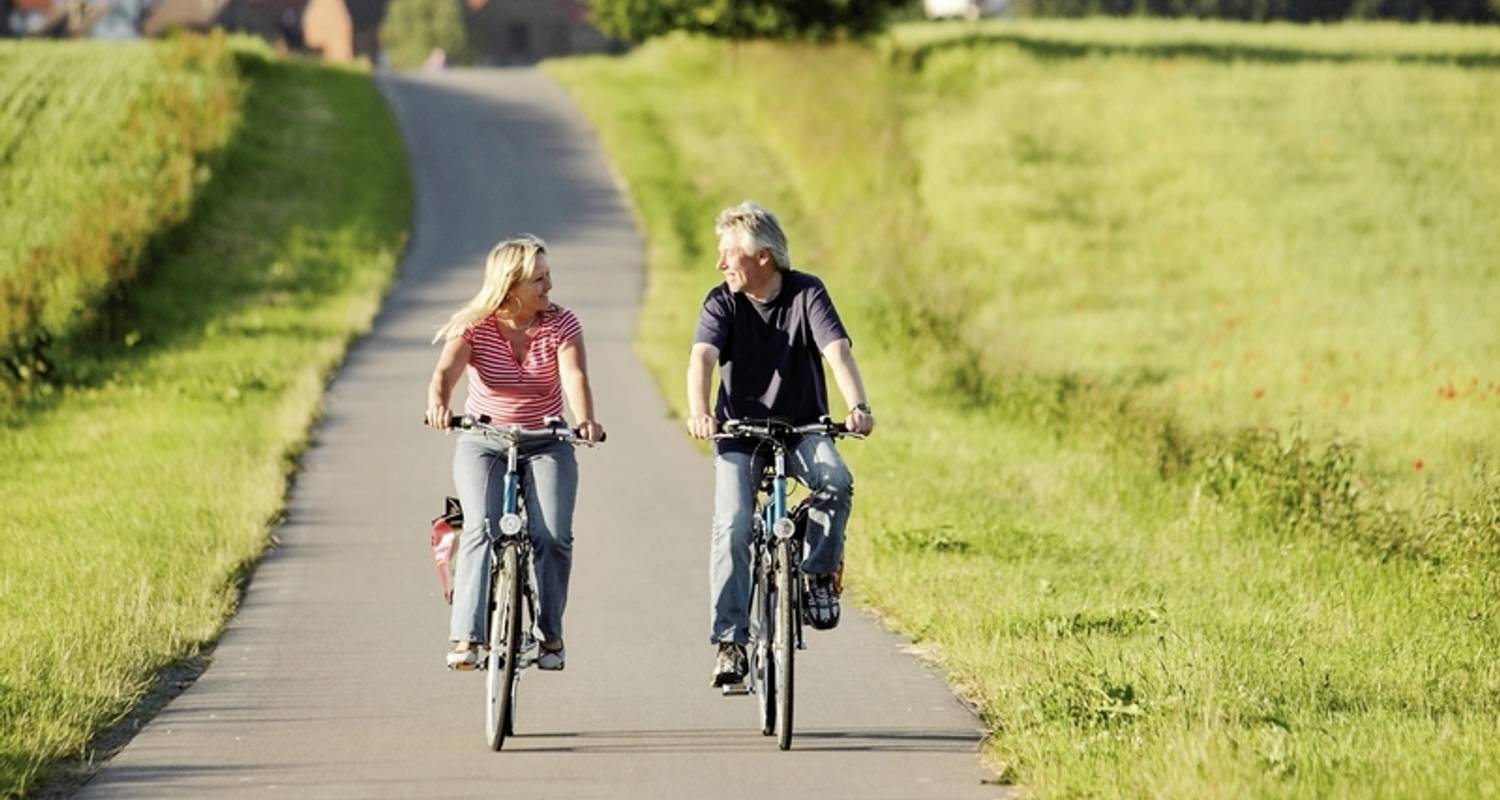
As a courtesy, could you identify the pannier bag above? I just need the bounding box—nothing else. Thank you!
[430,496,464,604]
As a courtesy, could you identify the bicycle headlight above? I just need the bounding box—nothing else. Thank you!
[498,514,524,536]
[773,517,796,539]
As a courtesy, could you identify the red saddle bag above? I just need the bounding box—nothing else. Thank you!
[430,497,463,604]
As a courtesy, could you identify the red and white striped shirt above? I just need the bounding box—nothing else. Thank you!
[461,305,583,427]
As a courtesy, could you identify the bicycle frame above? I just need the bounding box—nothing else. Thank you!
[756,446,805,653]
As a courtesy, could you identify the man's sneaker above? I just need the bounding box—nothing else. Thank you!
[803,573,841,630]
[711,642,748,687]
[537,642,565,671]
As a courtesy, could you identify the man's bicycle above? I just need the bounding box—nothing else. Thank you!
[714,417,862,751]
[436,414,599,751]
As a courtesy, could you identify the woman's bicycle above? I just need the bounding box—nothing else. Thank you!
[714,417,862,751]
[436,414,600,751]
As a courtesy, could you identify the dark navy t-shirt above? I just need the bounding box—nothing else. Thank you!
[693,271,850,454]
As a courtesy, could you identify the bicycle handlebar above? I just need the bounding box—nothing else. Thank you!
[711,416,864,442]
[426,414,605,444]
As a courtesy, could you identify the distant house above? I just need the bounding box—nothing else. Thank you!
[10,0,109,36]
[466,0,609,64]
[923,0,1008,18]
[9,0,610,64]
[290,0,384,60]
[301,0,350,59]
[143,0,304,43]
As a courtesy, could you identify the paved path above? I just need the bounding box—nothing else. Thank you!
[77,67,1002,799]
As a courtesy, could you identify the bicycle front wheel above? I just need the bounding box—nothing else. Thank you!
[486,544,523,751]
[753,545,775,736]
[774,538,796,750]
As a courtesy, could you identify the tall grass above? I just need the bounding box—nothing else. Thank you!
[0,48,410,797]
[0,35,241,389]
[547,20,1500,797]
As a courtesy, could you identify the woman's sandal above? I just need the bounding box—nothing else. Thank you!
[446,643,479,671]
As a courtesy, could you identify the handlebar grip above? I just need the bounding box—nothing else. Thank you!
[425,414,489,429]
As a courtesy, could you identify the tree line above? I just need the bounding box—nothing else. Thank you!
[374,0,1493,72]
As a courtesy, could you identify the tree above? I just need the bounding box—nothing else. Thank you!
[588,0,908,42]
[378,0,475,70]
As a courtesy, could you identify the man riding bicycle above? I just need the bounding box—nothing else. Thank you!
[685,201,876,688]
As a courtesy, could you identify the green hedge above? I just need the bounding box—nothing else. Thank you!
[0,34,242,394]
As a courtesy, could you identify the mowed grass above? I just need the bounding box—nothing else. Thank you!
[0,50,410,797]
[547,20,1500,798]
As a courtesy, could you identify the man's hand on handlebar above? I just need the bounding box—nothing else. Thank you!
[686,413,718,440]
[845,407,875,437]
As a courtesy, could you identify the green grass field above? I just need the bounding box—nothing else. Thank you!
[0,47,410,797]
[547,20,1500,797]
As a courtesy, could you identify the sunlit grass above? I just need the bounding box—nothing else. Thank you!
[0,52,410,797]
[905,40,1500,495]
[891,17,1500,62]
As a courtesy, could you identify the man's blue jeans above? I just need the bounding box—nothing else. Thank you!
[709,434,853,645]
[450,433,577,645]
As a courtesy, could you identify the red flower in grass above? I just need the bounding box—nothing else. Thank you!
[1252,387,1266,400]
[1413,459,1425,472]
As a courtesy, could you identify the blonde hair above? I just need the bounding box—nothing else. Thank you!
[715,200,791,272]
[433,235,547,343]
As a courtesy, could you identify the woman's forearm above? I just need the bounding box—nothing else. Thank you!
[558,337,596,423]
[565,372,596,422]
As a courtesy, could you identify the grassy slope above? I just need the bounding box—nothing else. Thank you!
[0,43,154,281]
[902,32,1500,497]
[547,21,1500,798]
[0,50,410,797]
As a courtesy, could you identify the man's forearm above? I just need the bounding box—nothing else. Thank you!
[824,340,868,411]
[686,356,713,417]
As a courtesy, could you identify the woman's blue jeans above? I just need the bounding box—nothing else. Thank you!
[449,432,577,645]
[709,434,853,645]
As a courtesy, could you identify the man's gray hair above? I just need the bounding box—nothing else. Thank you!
[715,200,791,272]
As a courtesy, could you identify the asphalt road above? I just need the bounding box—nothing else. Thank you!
[76,67,1005,800]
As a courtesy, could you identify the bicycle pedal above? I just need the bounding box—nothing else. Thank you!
[720,681,750,696]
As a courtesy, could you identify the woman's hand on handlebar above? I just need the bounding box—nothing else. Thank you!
[686,413,718,440]
[425,402,452,429]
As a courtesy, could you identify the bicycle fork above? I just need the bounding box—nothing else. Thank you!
[765,448,806,652]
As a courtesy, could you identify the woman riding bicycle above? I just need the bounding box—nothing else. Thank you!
[425,235,605,671]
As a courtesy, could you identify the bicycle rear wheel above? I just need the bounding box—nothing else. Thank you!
[486,544,523,751]
[774,538,796,750]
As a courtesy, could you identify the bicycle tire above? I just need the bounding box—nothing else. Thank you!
[774,538,796,750]
[486,544,523,751]
[754,544,776,736]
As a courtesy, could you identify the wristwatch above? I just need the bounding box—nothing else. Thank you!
[850,402,872,415]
